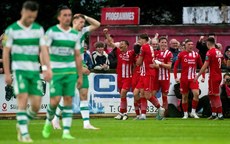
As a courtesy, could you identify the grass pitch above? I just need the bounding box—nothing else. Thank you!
[0,118,230,144]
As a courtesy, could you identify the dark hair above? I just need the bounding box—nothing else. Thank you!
[22,0,39,11]
[224,73,230,78]
[158,36,168,43]
[57,5,70,16]
[208,33,215,37]
[184,39,192,44]
[121,40,129,46]
[94,41,105,48]
[72,14,85,21]
[206,37,215,45]
[133,44,141,54]
[139,33,149,41]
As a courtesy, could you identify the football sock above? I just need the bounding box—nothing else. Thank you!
[62,106,73,134]
[191,100,198,113]
[120,97,127,113]
[182,103,188,113]
[140,97,147,114]
[80,100,90,126]
[162,96,168,110]
[149,96,160,108]
[17,110,29,136]
[45,104,56,125]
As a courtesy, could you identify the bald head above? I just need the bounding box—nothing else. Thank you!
[151,38,158,49]
[170,38,179,49]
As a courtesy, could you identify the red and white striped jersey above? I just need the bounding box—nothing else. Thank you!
[174,51,203,80]
[115,48,135,78]
[139,44,156,76]
[156,50,173,80]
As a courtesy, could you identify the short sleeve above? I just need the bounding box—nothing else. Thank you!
[44,29,53,47]
[3,28,13,48]
[167,52,173,63]
[75,35,81,50]
[82,26,90,34]
[39,27,46,46]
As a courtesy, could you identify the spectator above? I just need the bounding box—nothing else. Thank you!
[150,33,159,50]
[220,73,230,117]
[0,34,3,74]
[216,43,222,51]
[222,46,230,70]
[92,41,110,71]
[196,33,217,63]
[83,43,93,69]
[169,38,180,68]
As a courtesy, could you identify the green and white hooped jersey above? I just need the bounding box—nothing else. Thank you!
[3,21,45,72]
[79,26,90,62]
[45,25,81,74]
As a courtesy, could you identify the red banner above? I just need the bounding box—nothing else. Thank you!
[101,7,140,25]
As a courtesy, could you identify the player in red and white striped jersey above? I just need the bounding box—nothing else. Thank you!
[104,28,135,120]
[195,37,224,120]
[174,39,205,119]
[154,37,173,115]
[137,33,165,120]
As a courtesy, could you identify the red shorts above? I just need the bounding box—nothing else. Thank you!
[155,80,170,93]
[135,76,144,90]
[132,73,141,90]
[152,76,159,91]
[180,79,199,94]
[117,77,132,91]
[143,75,155,91]
[208,78,221,95]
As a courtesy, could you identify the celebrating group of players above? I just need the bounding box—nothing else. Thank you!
[103,29,224,121]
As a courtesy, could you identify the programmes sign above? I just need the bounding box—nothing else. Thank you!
[101,7,140,25]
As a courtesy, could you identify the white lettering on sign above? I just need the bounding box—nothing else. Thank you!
[105,12,134,20]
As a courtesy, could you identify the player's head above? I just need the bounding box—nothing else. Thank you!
[133,43,141,55]
[57,5,72,27]
[94,41,105,54]
[138,33,149,45]
[158,37,168,51]
[206,37,215,49]
[223,73,230,85]
[119,40,129,52]
[72,14,86,31]
[184,39,194,52]
[150,38,158,50]
[208,33,216,39]
[20,1,39,27]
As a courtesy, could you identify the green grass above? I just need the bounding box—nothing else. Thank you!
[0,118,230,144]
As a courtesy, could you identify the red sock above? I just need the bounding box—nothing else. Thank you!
[209,95,217,113]
[149,96,160,108]
[192,100,198,110]
[134,102,140,115]
[140,97,147,114]
[214,96,222,113]
[182,103,188,112]
[120,97,127,113]
[162,96,168,110]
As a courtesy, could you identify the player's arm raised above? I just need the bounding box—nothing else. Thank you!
[103,28,117,49]
[84,15,100,32]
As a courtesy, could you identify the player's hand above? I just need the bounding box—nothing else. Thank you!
[43,69,52,82]
[199,36,204,41]
[103,28,108,34]
[201,78,205,83]
[73,13,81,18]
[82,67,90,75]
[175,78,180,83]
[155,33,159,38]
[77,76,83,89]
[194,76,198,82]
[5,74,12,85]
[154,60,162,65]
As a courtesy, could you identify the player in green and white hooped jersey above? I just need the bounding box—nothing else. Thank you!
[2,1,52,143]
[41,6,83,140]
[52,14,100,130]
